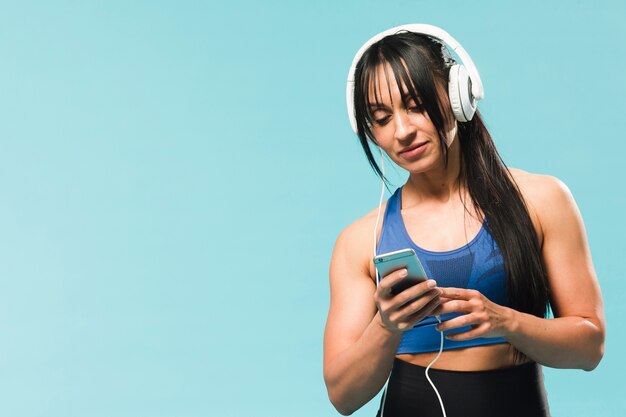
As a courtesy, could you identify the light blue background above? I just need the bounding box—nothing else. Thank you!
[0,1,624,416]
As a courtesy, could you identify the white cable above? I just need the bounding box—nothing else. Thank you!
[373,146,386,259]
[372,146,391,417]
[425,316,447,417]
[372,146,446,417]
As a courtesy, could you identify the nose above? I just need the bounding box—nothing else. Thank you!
[393,111,417,142]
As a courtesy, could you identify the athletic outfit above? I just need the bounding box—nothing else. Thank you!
[375,187,550,416]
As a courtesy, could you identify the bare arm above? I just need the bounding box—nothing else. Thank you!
[504,176,605,369]
[323,216,441,415]
[435,175,605,370]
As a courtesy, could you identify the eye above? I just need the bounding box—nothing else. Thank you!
[371,110,391,126]
[373,116,391,126]
[407,101,425,113]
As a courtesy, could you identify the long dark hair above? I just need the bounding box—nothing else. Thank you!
[353,32,550,327]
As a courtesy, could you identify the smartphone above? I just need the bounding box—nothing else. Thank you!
[374,248,428,295]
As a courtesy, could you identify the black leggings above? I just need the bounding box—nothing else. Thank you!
[376,358,551,417]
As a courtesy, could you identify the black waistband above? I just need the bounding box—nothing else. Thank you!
[393,357,539,377]
[378,358,551,417]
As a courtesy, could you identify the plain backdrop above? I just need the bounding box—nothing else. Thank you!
[0,1,624,416]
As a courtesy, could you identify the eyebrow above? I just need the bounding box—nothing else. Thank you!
[368,103,390,110]
[368,96,419,110]
[402,94,420,105]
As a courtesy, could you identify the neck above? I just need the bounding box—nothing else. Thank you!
[403,137,464,205]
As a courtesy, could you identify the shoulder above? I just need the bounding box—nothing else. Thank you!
[507,168,578,244]
[508,167,574,208]
[341,202,388,238]
[332,201,389,282]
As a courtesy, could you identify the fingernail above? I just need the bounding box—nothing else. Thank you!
[399,269,408,277]
[435,324,442,331]
[427,280,437,288]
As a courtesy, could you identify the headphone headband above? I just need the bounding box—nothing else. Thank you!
[346,24,484,132]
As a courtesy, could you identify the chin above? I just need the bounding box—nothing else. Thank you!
[398,157,439,174]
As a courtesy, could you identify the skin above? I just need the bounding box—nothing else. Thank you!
[323,63,606,415]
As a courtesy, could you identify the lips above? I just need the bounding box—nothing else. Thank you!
[398,141,428,159]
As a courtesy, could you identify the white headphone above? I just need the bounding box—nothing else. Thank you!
[346,24,485,132]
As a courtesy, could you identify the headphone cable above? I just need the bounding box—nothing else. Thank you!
[372,146,447,417]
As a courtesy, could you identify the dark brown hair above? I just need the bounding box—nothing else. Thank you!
[352,32,550,340]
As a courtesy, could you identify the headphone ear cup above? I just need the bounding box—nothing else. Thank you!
[448,64,476,122]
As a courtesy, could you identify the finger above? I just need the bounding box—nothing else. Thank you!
[431,302,444,316]
[435,312,478,332]
[438,287,479,301]
[393,289,441,322]
[402,293,443,323]
[377,268,410,297]
[444,323,490,341]
[433,299,474,315]
[431,297,452,313]
[391,280,439,307]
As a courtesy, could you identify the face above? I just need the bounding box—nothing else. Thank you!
[367,63,457,174]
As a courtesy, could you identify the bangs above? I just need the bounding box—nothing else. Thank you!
[362,55,426,123]
[355,32,451,143]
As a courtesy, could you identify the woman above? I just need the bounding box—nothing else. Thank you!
[323,25,605,417]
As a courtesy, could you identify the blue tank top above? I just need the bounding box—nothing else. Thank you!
[377,187,509,354]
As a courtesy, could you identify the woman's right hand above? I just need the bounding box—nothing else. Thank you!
[374,268,442,333]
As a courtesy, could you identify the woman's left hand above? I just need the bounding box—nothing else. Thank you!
[432,287,516,341]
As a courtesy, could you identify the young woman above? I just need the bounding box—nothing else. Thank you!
[323,25,605,417]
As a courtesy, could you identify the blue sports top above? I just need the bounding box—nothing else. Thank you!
[377,187,509,354]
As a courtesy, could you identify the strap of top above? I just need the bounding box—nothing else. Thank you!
[377,187,403,256]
